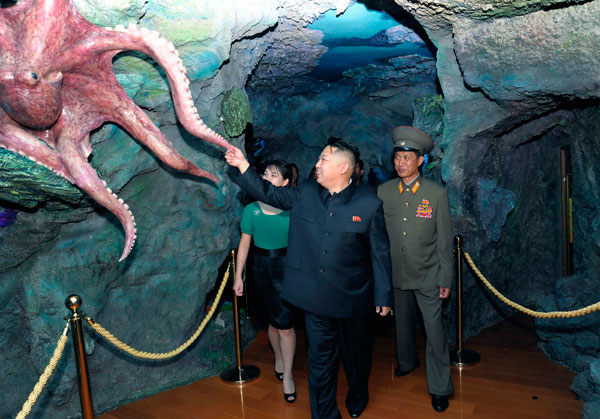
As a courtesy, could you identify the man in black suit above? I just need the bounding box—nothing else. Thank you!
[225,138,393,419]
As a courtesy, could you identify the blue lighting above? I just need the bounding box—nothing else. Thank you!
[0,208,18,227]
[308,3,432,81]
[309,3,397,40]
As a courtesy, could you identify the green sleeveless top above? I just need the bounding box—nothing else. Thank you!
[240,201,290,249]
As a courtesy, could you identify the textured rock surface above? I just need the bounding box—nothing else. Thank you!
[255,0,600,411]
[404,0,600,412]
[323,24,426,47]
[222,87,254,137]
[394,0,589,27]
[247,14,438,179]
[534,106,600,412]
[3,0,600,416]
[0,0,278,417]
[0,149,82,208]
[537,273,600,417]
[389,0,600,329]
[454,1,600,106]
[248,55,438,179]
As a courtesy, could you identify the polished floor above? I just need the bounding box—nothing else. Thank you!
[101,315,582,418]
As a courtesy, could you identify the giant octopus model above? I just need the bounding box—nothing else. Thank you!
[0,0,233,261]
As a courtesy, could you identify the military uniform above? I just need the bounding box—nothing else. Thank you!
[377,126,454,401]
[378,177,453,290]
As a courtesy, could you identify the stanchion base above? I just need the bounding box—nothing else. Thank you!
[220,365,261,385]
[450,349,481,368]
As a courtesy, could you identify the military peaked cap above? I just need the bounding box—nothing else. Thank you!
[392,126,433,155]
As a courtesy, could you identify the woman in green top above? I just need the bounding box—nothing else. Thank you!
[233,160,297,403]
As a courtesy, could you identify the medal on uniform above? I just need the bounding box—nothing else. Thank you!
[416,199,432,218]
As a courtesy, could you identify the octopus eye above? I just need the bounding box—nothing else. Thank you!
[31,72,38,80]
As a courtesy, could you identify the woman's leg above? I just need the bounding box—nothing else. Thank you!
[269,325,283,374]
[279,327,296,397]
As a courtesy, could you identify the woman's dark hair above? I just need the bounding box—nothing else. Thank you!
[264,159,293,187]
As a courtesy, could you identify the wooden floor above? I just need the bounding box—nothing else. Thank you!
[101,315,582,418]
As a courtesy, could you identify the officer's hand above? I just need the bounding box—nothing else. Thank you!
[439,287,451,299]
[376,306,392,316]
[225,146,250,173]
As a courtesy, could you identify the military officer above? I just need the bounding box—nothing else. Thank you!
[377,126,454,413]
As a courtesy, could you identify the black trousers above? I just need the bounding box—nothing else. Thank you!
[304,311,375,419]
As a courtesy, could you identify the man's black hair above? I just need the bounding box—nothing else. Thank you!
[326,136,359,164]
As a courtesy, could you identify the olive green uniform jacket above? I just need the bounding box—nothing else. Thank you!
[377,176,453,290]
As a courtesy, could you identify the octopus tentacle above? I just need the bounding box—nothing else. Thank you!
[118,25,232,150]
[57,133,137,261]
[62,72,218,182]
[1,0,228,262]
[0,122,74,183]
[111,99,219,182]
[57,24,232,151]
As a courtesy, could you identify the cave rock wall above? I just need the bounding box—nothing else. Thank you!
[395,0,600,413]
[0,0,281,417]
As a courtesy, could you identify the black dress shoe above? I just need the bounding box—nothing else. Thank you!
[348,406,365,418]
[431,394,449,412]
[394,366,413,377]
[394,361,419,377]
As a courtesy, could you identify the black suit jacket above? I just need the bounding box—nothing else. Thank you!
[236,168,393,319]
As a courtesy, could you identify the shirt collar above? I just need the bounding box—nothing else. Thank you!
[320,178,357,204]
[398,175,421,194]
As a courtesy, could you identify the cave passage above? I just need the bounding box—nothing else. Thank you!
[246,0,440,184]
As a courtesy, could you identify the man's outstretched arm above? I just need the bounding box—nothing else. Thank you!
[224,146,299,211]
[225,146,250,173]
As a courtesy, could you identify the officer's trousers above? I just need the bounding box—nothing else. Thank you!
[304,311,375,419]
[394,287,454,396]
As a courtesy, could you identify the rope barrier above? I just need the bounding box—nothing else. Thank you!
[16,322,70,419]
[86,265,230,359]
[463,251,600,318]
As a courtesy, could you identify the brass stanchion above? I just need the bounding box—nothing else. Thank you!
[220,249,260,384]
[450,236,481,367]
[65,295,95,418]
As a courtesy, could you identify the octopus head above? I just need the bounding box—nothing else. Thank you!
[0,68,63,129]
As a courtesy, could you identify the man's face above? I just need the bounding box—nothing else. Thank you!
[315,146,341,187]
[394,151,423,180]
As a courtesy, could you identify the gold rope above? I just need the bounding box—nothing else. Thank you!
[87,266,230,359]
[463,251,600,318]
[16,322,70,419]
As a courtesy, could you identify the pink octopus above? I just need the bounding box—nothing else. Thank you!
[0,0,232,261]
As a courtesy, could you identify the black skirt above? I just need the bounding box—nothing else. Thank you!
[251,248,295,330]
